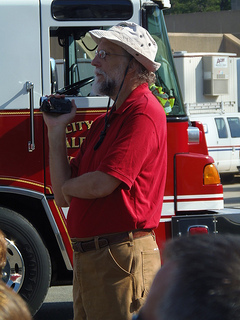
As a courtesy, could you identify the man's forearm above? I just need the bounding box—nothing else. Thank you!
[48,129,121,205]
[42,99,77,207]
[48,127,72,207]
[62,171,121,201]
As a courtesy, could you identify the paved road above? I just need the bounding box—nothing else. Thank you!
[34,175,240,320]
[34,285,73,320]
[222,174,240,209]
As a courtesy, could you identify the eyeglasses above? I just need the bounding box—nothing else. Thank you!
[95,49,128,59]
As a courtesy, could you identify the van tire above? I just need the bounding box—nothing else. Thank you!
[0,207,51,315]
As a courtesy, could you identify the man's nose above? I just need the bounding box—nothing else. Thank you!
[91,55,101,67]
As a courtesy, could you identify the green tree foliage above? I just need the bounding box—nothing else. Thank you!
[166,0,231,14]
[220,0,231,10]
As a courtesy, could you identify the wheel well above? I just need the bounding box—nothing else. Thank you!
[0,192,72,286]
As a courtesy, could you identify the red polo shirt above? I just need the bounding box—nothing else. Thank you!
[67,83,167,238]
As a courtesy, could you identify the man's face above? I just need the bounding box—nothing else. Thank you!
[91,39,130,98]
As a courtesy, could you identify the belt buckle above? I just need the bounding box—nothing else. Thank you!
[97,237,109,249]
[72,236,111,253]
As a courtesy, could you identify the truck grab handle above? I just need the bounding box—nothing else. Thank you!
[26,81,35,152]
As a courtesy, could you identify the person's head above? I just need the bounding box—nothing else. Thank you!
[89,22,160,98]
[138,234,240,320]
[0,230,7,276]
[0,280,32,320]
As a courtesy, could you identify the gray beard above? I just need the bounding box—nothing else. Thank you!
[92,69,124,97]
[92,77,117,97]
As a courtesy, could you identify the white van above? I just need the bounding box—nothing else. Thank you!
[190,113,240,178]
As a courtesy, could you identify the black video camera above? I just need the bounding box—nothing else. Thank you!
[40,97,72,114]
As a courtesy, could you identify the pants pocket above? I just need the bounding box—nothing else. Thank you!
[142,248,161,295]
[134,237,161,305]
[107,242,134,275]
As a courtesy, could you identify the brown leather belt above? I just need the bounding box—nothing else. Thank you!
[72,229,153,253]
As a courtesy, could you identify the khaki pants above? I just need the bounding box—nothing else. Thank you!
[72,233,161,320]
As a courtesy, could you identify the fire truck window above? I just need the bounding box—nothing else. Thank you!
[145,5,185,117]
[50,27,98,97]
[227,117,240,138]
[215,118,228,139]
[51,0,133,21]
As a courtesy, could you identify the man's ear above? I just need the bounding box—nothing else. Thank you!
[127,58,137,73]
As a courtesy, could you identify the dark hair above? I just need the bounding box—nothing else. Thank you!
[158,234,240,320]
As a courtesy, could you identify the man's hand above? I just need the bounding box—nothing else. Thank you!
[63,193,72,207]
[42,95,77,131]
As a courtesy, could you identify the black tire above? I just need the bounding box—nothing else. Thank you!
[220,173,234,184]
[0,207,51,315]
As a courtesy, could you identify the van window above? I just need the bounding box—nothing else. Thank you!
[215,118,228,138]
[227,117,240,138]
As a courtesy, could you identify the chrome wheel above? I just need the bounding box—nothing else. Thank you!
[2,238,25,292]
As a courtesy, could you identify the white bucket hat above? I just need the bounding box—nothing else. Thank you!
[89,22,161,72]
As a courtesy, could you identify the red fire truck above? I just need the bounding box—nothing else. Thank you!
[0,0,237,315]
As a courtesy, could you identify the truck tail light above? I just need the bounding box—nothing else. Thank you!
[203,163,221,185]
[188,225,209,235]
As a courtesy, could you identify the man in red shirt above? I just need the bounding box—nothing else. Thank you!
[43,22,167,320]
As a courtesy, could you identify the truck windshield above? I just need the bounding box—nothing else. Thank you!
[145,5,185,116]
[50,6,185,116]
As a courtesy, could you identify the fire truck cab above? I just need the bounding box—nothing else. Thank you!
[0,0,227,315]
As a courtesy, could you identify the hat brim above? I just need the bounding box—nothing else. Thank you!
[89,29,161,72]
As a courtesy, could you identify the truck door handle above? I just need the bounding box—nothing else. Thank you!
[26,81,35,152]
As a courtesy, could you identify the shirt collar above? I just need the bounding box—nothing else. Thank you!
[114,83,149,115]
